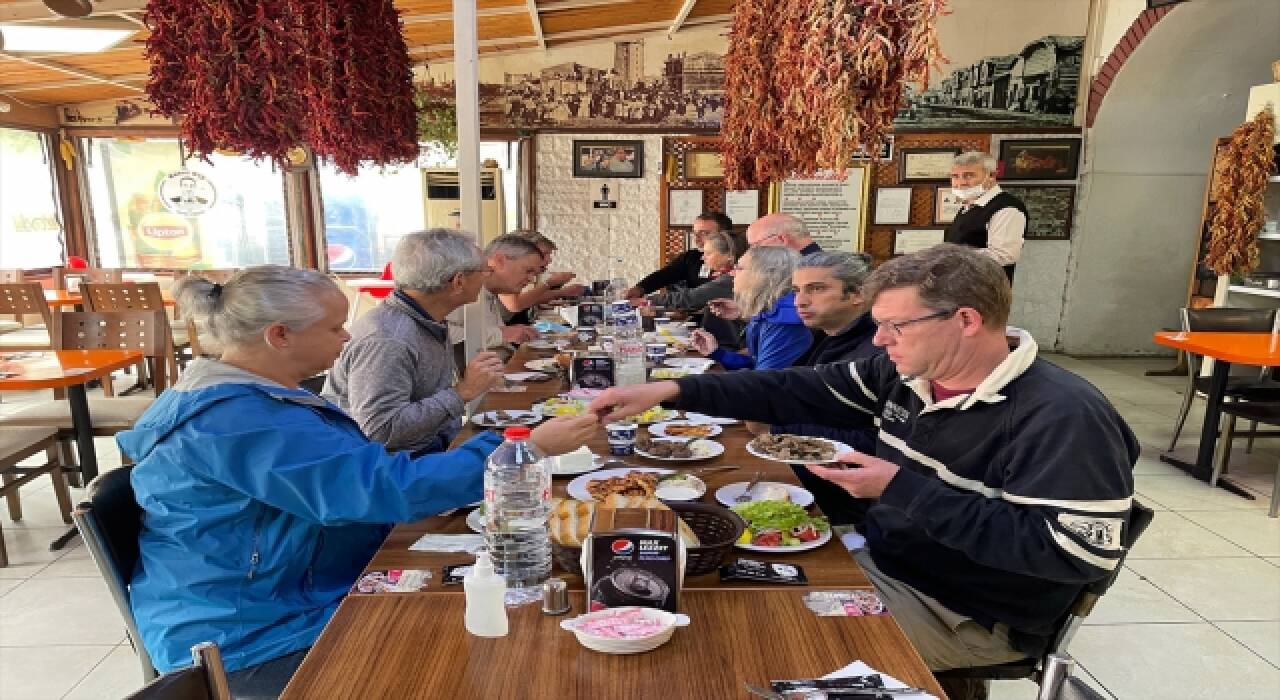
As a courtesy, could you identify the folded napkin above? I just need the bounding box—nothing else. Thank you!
[823,661,937,700]
[409,534,485,554]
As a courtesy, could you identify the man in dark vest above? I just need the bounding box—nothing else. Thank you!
[945,151,1027,283]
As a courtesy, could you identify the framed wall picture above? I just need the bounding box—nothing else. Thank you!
[894,228,946,254]
[998,138,1081,181]
[573,140,645,178]
[668,189,704,227]
[899,148,959,182]
[724,189,759,226]
[684,150,726,179]
[933,186,963,224]
[1001,186,1077,240]
[873,187,913,225]
[852,136,894,161]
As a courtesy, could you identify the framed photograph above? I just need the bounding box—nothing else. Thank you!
[872,187,913,225]
[573,140,645,178]
[933,186,963,224]
[668,189,704,227]
[1001,186,1077,240]
[899,148,959,183]
[852,136,894,161]
[894,228,946,255]
[684,151,725,180]
[998,138,1081,181]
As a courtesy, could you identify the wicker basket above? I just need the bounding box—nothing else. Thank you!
[552,501,746,578]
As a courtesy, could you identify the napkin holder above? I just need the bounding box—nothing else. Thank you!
[582,508,683,613]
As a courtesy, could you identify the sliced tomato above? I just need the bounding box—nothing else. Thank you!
[790,523,820,542]
[751,528,783,547]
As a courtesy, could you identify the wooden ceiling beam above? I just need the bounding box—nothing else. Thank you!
[0,72,147,93]
[537,0,634,11]
[0,0,146,22]
[0,52,144,93]
[668,0,697,38]
[409,35,540,56]
[525,0,545,51]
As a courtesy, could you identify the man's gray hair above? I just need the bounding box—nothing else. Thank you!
[173,265,340,351]
[392,229,484,293]
[484,233,542,259]
[736,245,800,317]
[798,251,874,295]
[954,150,998,174]
[775,212,809,239]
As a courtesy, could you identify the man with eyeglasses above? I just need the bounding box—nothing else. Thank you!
[590,244,1137,698]
[325,229,505,456]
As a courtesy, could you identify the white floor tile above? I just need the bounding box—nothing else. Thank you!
[988,678,1038,699]
[0,579,20,597]
[63,644,146,700]
[1085,569,1202,625]
[1071,623,1280,699]
[1126,558,1280,622]
[1135,473,1270,511]
[1127,511,1254,559]
[1179,510,1280,557]
[0,527,79,579]
[0,577,127,646]
[35,546,100,579]
[0,644,115,700]
[1216,621,1280,667]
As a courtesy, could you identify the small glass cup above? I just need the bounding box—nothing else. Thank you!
[645,343,668,365]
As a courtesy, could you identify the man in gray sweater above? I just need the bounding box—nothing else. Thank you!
[324,230,506,455]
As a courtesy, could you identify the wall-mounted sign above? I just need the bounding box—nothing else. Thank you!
[158,170,216,217]
[778,167,869,252]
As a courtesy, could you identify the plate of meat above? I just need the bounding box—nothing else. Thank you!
[567,467,674,502]
[470,409,541,427]
[634,436,724,462]
[745,434,853,464]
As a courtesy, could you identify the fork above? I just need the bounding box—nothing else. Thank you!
[735,470,765,503]
[744,683,784,700]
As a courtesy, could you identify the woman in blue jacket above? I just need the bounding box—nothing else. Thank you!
[118,266,597,698]
[689,245,811,370]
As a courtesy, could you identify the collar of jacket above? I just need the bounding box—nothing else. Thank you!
[388,290,448,343]
[906,327,1038,412]
[756,292,804,325]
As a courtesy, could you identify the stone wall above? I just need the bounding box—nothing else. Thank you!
[534,133,665,287]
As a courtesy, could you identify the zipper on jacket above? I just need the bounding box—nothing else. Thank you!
[247,508,268,580]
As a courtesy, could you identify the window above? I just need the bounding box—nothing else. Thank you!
[318,141,520,272]
[0,127,65,268]
[84,138,290,269]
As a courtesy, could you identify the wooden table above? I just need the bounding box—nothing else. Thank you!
[0,349,146,548]
[282,590,945,699]
[44,290,176,308]
[1153,331,1280,498]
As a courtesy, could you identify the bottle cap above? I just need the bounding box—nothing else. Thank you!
[473,550,496,578]
[503,426,532,440]
[541,577,571,615]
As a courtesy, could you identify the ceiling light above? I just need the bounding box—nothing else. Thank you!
[0,18,135,54]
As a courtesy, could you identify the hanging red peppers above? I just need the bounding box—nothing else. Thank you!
[143,0,418,175]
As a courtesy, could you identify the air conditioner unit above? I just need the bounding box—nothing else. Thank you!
[422,168,506,245]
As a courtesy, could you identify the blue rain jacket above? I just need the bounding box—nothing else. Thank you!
[710,292,812,370]
[117,359,501,673]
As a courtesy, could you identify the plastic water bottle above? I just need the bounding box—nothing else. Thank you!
[464,550,508,637]
[483,426,552,589]
[614,309,647,386]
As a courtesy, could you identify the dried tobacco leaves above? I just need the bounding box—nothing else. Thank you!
[1206,107,1277,276]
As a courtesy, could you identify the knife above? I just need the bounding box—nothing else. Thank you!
[735,470,765,503]
[771,677,926,695]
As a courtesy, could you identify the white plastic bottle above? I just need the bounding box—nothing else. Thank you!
[614,309,647,386]
[464,551,509,637]
[483,426,552,589]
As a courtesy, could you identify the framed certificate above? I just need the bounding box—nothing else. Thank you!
[933,187,963,224]
[724,189,759,226]
[668,189,704,227]
[684,151,726,180]
[873,187,913,225]
[894,228,946,255]
[899,148,959,183]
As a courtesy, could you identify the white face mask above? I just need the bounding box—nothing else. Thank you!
[953,185,986,202]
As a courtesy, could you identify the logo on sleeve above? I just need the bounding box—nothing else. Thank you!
[881,401,910,424]
[1058,513,1122,550]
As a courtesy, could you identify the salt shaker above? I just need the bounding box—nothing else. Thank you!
[541,577,571,615]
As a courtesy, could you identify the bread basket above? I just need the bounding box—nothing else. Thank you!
[553,501,745,577]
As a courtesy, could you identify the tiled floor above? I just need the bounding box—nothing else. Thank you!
[1,357,1278,698]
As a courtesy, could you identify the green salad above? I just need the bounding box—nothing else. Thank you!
[730,501,829,547]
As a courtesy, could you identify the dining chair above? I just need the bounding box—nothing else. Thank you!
[52,265,123,291]
[1168,308,1280,452]
[124,642,231,700]
[71,465,158,683]
[934,501,1155,697]
[1211,402,1280,517]
[0,426,72,567]
[81,282,184,385]
[0,270,25,335]
[0,282,55,351]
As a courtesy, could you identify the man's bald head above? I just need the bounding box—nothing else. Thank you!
[746,213,813,251]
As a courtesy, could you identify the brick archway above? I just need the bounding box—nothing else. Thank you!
[1085,3,1182,127]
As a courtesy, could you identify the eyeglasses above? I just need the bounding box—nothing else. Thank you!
[874,308,956,337]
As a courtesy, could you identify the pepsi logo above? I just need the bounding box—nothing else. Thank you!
[610,539,634,555]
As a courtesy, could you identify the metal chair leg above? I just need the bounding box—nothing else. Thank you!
[1037,653,1076,700]
[1210,413,1237,488]
[1169,383,1196,452]
[1246,420,1258,454]
[1270,455,1279,518]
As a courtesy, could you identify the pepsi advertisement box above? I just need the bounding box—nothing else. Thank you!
[578,302,605,327]
[582,508,683,613]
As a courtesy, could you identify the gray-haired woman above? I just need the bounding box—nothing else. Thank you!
[689,246,811,370]
[117,266,597,697]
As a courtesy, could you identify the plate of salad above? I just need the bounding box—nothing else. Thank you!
[729,501,831,553]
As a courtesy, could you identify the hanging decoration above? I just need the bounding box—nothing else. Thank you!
[143,0,419,175]
[415,82,459,159]
[721,0,948,189]
[1206,106,1277,276]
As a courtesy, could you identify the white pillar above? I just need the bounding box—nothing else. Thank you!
[454,0,485,362]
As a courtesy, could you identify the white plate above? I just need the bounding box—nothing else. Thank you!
[471,409,542,427]
[682,412,739,425]
[466,508,484,533]
[715,481,815,508]
[533,398,589,417]
[745,436,854,464]
[654,475,707,502]
[549,452,606,476]
[566,467,674,502]
[632,408,680,425]
[648,420,722,438]
[524,358,560,372]
[635,438,724,462]
[663,357,713,370]
[735,527,832,553]
[526,340,557,350]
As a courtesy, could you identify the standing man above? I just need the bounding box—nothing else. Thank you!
[625,212,733,299]
[324,230,506,455]
[945,151,1027,283]
[746,212,822,255]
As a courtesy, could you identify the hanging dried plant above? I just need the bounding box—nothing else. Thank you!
[415,83,458,159]
[1206,107,1277,275]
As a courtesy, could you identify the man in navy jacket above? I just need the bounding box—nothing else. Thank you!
[592,244,1138,689]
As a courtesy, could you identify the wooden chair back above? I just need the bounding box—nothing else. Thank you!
[0,269,23,283]
[53,266,123,290]
[0,282,54,330]
[58,310,173,393]
[80,282,166,312]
